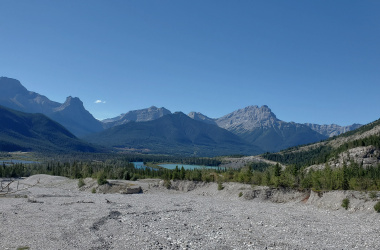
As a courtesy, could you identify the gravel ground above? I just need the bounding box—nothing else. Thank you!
[1,175,380,250]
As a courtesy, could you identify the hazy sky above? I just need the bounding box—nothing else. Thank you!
[1,1,379,125]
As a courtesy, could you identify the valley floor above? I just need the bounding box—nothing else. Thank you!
[1,175,379,249]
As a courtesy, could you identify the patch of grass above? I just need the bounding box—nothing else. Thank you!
[91,187,96,193]
[15,194,28,198]
[341,198,350,210]
[17,247,30,250]
[374,201,380,213]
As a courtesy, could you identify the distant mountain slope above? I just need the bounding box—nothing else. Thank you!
[193,105,327,152]
[49,96,104,137]
[304,123,362,137]
[0,105,100,152]
[0,77,61,113]
[102,106,171,129]
[85,112,263,157]
[0,77,103,137]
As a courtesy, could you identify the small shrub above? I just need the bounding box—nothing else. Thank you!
[27,198,43,204]
[369,191,377,200]
[78,178,85,188]
[238,192,243,197]
[341,198,350,210]
[130,174,138,181]
[163,179,171,189]
[374,201,380,213]
[217,182,224,191]
[91,187,96,193]
[15,194,28,199]
[97,172,108,185]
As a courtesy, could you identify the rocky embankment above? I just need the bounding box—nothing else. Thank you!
[1,175,380,249]
[307,145,380,171]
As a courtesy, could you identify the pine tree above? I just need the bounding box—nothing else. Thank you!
[274,163,281,177]
[342,163,349,190]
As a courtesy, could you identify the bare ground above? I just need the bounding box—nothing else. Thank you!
[1,175,380,250]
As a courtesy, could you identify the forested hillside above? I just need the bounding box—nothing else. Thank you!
[0,105,101,152]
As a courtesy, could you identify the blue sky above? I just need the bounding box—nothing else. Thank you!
[1,1,379,126]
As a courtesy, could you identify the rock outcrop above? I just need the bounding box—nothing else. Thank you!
[307,145,380,171]
[215,105,327,152]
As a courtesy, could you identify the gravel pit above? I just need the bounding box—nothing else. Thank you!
[1,175,380,250]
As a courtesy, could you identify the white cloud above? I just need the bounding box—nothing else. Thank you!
[94,100,106,104]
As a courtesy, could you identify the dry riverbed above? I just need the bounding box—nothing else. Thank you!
[1,175,380,249]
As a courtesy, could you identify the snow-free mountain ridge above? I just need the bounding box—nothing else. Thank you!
[304,123,363,137]
[102,106,172,129]
[0,77,363,155]
[85,112,262,157]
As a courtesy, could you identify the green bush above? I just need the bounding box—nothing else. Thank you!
[374,201,380,213]
[341,198,350,210]
[238,192,243,197]
[91,187,96,193]
[97,172,108,185]
[217,182,224,191]
[78,178,85,188]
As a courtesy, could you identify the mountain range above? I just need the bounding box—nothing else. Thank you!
[303,123,362,137]
[0,77,103,137]
[85,112,262,156]
[0,76,363,155]
[189,105,327,152]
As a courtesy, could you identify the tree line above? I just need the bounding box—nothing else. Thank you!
[2,159,380,191]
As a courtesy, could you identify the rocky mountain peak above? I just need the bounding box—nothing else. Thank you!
[0,77,29,97]
[102,106,172,128]
[188,111,209,119]
[55,96,84,112]
[188,111,216,125]
[243,105,277,120]
[216,105,278,131]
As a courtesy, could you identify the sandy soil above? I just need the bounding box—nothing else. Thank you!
[1,175,380,250]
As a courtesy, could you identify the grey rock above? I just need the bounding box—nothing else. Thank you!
[120,186,142,194]
[307,145,380,170]
[215,105,277,131]
[187,112,216,125]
